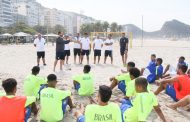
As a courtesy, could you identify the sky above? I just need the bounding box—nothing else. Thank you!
[37,0,190,32]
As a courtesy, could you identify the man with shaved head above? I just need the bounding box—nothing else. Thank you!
[34,33,46,66]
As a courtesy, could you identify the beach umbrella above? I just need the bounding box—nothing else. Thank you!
[13,32,31,37]
[44,33,58,37]
[1,33,12,37]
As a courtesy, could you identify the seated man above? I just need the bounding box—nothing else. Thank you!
[24,66,46,98]
[75,85,122,122]
[154,65,190,102]
[146,58,164,83]
[40,74,74,122]
[156,58,164,80]
[109,62,136,95]
[167,95,190,111]
[0,78,37,122]
[124,68,151,100]
[141,54,157,83]
[72,65,94,96]
[121,77,167,122]
[163,56,187,78]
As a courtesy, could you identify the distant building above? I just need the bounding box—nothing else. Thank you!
[12,0,44,26]
[0,0,13,27]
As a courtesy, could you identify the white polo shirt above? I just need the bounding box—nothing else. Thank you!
[74,37,81,49]
[104,39,114,51]
[93,39,103,50]
[81,37,90,50]
[34,38,46,52]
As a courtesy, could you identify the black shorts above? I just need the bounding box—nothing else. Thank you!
[64,50,70,56]
[74,49,81,56]
[120,48,128,56]
[56,52,65,60]
[81,50,90,56]
[105,50,112,57]
[37,52,45,58]
[94,50,101,56]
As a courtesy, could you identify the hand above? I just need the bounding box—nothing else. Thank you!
[155,80,161,86]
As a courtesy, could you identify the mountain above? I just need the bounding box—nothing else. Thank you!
[124,19,190,39]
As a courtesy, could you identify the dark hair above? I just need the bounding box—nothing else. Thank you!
[127,62,135,68]
[84,65,91,73]
[32,66,40,75]
[178,65,188,73]
[156,58,163,65]
[99,85,112,103]
[108,34,112,37]
[84,33,88,35]
[47,74,57,82]
[151,54,156,58]
[135,77,148,90]
[179,56,185,60]
[129,68,140,78]
[58,31,61,35]
[2,78,17,93]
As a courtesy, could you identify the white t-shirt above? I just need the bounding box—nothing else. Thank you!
[104,39,114,51]
[64,43,70,50]
[81,37,90,50]
[34,38,46,52]
[74,37,81,49]
[93,39,103,50]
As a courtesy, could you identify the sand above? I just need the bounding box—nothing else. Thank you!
[0,39,190,122]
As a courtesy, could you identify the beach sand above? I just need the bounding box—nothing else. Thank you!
[0,39,190,122]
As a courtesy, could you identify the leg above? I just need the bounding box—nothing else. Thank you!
[104,56,107,64]
[163,64,170,75]
[53,60,58,71]
[94,56,96,64]
[98,56,100,64]
[124,51,128,65]
[154,82,167,95]
[74,55,76,64]
[87,55,89,64]
[42,58,46,65]
[81,55,84,64]
[42,52,46,65]
[67,96,75,109]
[122,55,124,65]
[66,56,69,64]
[110,78,119,89]
[167,95,190,110]
[111,56,113,64]
[60,60,63,70]
[37,58,40,66]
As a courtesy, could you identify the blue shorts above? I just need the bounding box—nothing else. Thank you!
[25,106,31,122]
[147,73,156,84]
[77,115,85,122]
[120,99,132,122]
[74,82,80,91]
[62,97,68,114]
[166,85,178,102]
[118,80,126,94]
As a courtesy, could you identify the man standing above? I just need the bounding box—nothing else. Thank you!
[53,32,70,71]
[104,34,114,64]
[93,35,103,64]
[74,33,82,64]
[34,33,46,66]
[120,33,129,66]
[80,33,91,64]
[63,35,71,65]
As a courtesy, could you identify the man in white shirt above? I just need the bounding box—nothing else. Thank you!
[74,33,82,64]
[104,34,114,64]
[80,33,91,64]
[63,35,71,64]
[93,35,103,64]
[34,33,46,66]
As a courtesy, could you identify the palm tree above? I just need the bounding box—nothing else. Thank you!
[110,22,118,32]
[102,21,109,32]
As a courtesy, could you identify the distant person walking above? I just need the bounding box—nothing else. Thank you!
[74,33,82,64]
[120,33,129,66]
[34,33,46,66]
[53,32,71,71]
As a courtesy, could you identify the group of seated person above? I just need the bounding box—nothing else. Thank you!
[0,55,190,122]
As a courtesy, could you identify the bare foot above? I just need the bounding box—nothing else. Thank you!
[166,104,177,110]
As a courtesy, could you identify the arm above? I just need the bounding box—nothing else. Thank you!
[158,76,178,84]
[154,106,167,122]
[93,43,95,50]
[63,40,71,44]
